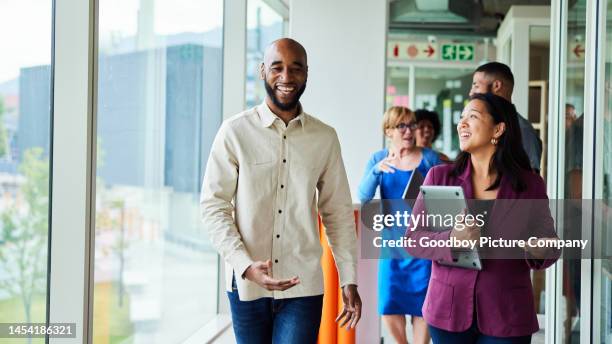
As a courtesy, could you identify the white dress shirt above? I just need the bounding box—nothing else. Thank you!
[200,102,358,301]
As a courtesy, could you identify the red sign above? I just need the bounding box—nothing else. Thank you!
[388,41,439,61]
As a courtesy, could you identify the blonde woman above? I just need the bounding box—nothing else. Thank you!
[358,106,441,344]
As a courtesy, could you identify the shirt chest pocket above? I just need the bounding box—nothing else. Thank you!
[240,139,279,196]
[241,159,278,200]
[290,158,321,192]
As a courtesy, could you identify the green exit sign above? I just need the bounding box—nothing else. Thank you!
[441,44,474,61]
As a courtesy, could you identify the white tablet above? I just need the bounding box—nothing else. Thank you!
[419,185,482,270]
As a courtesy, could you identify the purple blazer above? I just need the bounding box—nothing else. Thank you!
[405,160,560,337]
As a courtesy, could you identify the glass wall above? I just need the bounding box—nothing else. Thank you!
[528,26,550,178]
[245,0,285,109]
[597,1,612,342]
[0,1,52,343]
[385,66,410,109]
[385,65,472,159]
[93,0,223,342]
[414,67,472,159]
[560,1,586,343]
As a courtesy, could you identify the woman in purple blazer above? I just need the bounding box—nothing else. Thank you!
[405,93,560,343]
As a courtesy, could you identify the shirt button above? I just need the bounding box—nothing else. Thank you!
[278,209,282,214]
[281,184,284,188]
[283,135,287,139]
[283,159,286,163]
[275,259,279,263]
[276,234,280,238]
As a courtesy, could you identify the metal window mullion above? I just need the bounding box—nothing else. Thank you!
[48,0,97,343]
[581,0,606,343]
[545,1,564,344]
[222,0,247,119]
[218,0,246,315]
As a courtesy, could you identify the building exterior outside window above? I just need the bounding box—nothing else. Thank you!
[93,0,223,342]
[0,2,52,343]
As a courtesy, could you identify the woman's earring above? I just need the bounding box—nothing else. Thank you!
[491,138,498,145]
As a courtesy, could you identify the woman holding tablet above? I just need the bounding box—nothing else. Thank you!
[358,106,441,344]
[405,93,560,344]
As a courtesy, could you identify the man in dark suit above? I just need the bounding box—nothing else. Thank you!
[469,62,543,173]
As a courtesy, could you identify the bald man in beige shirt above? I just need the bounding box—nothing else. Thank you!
[200,38,361,343]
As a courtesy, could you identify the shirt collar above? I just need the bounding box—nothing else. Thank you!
[257,101,307,130]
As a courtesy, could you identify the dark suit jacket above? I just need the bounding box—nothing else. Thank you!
[405,160,560,337]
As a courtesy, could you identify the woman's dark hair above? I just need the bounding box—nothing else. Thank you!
[415,109,441,142]
[451,92,532,192]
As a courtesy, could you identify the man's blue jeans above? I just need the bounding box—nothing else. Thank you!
[227,278,323,344]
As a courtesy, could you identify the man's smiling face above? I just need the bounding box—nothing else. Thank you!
[260,39,308,112]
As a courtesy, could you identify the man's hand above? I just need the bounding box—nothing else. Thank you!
[243,260,300,291]
[335,284,362,330]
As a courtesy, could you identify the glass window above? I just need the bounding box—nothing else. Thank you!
[598,1,612,341]
[385,65,472,159]
[414,67,472,159]
[560,1,586,343]
[245,0,285,109]
[385,66,410,109]
[0,1,52,342]
[94,0,223,342]
[523,24,551,340]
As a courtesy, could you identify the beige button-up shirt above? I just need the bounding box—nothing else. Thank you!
[200,102,358,301]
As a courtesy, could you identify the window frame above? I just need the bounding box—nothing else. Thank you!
[49,0,236,342]
[49,0,98,343]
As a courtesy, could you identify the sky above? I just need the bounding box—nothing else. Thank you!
[0,0,53,83]
[0,0,282,85]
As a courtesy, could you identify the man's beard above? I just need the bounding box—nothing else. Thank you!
[264,81,307,111]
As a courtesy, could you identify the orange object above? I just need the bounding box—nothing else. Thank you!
[317,211,359,344]
[318,216,339,343]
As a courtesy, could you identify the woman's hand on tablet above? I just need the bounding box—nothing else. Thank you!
[450,208,480,246]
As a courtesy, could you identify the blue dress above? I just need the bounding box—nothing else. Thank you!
[358,148,442,316]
